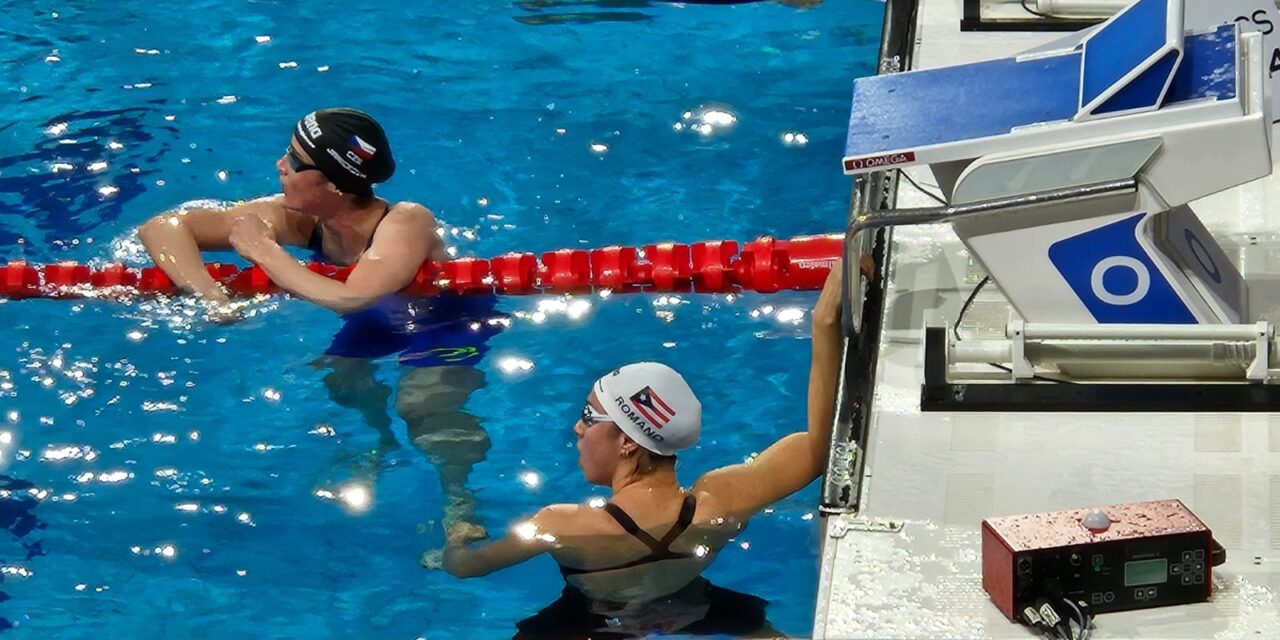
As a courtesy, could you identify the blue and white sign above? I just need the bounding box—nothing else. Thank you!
[1048,213,1197,323]
[1157,205,1248,323]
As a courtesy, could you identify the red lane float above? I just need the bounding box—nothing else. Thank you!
[0,233,843,299]
[0,263,39,298]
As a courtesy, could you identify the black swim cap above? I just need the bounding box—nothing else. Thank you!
[293,108,395,196]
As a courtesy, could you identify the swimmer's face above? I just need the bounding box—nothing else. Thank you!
[277,137,339,213]
[575,391,622,486]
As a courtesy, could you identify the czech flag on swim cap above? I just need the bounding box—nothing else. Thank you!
[348,135,377,160]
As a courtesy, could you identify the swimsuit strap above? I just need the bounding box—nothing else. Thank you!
[601,503,663,552]
[307,202,393,259]
[557,494,700,577]
[657,494,698,549]
[602,493,698,553]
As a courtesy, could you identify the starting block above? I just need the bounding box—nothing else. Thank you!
[843,0,1271,328]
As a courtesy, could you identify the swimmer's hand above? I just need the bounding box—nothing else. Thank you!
[201,298,246,325]
[419,549,444,570]
[424,522,489,570]
[196,282,232,305]
[446,521,489,546]
[813,257,843,329]
[859,252,876,282]
[229,215,280,265]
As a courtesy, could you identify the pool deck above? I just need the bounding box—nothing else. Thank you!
[812,1,1280,637]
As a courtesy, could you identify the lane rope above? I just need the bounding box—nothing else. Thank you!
[0,234,843,298]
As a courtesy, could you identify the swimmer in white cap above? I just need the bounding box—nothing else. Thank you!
[439,260,848,637]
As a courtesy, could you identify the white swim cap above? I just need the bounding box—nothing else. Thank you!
[594,362,701,456]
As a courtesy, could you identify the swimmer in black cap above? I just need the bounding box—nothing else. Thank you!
[140,107,437,312]
[139,108,501,545]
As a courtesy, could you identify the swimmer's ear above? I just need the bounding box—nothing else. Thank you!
[619,436,642,457]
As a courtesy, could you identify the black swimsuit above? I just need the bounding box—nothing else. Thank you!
[515,578,773,640]
[558,494,698,577]
[515,494,773,638]
[314,203,506,370]
[306,203,391,263]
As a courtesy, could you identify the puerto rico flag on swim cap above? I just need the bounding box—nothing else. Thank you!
[630,386,675,428]
[348,135,377,160]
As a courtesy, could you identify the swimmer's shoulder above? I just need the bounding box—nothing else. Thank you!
[387,201,438,228]
[173,194,283,216]
[229,194,286,212]
[541,492,735,533]
[220,194,296,223]
[527,501,637,541]
[238,194,313,241]
[382,201,445,258]
[686,489,745,532]
[176,194,304,232]
[534,502,601,531]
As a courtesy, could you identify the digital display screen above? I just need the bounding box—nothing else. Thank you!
[1124,559,1168,587]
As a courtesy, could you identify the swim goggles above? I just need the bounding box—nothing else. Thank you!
[581,402,614,427]
[286,146,322,174]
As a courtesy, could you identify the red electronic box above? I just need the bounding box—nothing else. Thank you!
[983,499,1214,620]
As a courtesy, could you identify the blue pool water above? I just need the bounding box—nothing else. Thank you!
[0,1,882,637]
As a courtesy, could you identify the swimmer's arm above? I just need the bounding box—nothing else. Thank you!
[138,197,305,301]
[442,507,563,578]
[251,205,436,314]
[691,261,843,520]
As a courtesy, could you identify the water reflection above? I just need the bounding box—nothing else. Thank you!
[514,11,653,26]
[514,0,656,25]
[513,0,814,27]
[0,108,176,260]
[0,474,46,632]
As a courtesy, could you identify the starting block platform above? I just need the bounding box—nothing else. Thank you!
[841,0,1272,329]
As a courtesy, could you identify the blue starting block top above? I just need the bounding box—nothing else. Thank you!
[844,24,1238,163]
[1081,0,1178,114]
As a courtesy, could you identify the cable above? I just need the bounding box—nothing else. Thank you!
[1035,598,1072,640]
[897,169,947,205]
[1020,604,1059,640]
[1029,599,1070,640]
[1061,597,1091,640]
[954,276,990,342]
[953,276,1075,384]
